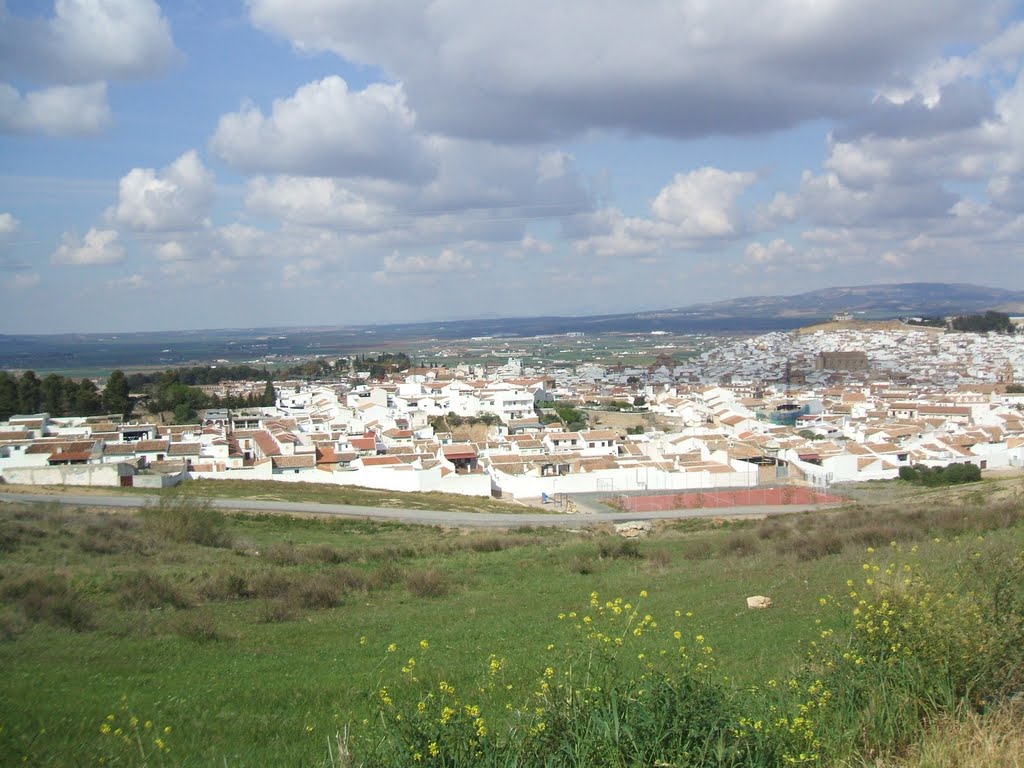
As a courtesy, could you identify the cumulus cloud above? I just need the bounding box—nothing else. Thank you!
[0,1,177,137]
[52,227,124,265]
[247,0,1000,142]
[109,150,215,231]
[246,176,390,229]
[576,167,757,257]
[651,168,756,236]
[372,248,471,282]
[0,82,110,136]
[210,76,435,180]
[0,212,19,236]
[0,0,178,84]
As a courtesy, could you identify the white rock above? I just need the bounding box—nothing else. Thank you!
[746,595,773,609]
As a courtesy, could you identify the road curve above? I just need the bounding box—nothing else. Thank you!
[0,491,841,528]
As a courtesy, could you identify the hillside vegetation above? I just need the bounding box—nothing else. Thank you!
[1,484,1022,766]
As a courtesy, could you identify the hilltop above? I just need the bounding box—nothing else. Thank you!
[2,281,1021,373]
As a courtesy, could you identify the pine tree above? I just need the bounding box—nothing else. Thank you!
[102,369,131,417]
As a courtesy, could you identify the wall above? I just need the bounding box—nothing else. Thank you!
[2,463,130,487]
[188,463,491,496]
[490,464,758,500]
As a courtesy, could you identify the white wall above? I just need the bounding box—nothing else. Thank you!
[490,464,757,499]
[3,463,129,487]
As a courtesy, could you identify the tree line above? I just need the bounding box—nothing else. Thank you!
[1,351,414,424]
[0,369,126,422]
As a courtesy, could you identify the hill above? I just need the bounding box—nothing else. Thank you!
[2,282,1022,372]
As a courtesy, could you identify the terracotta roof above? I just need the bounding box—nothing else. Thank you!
[133,439,170,453]
[360,456,403,467]
[442,444,477,458]
[273,455,316,469]
[253,431,281,457]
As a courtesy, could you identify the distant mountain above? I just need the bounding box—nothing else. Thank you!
[658,282,1024,320]
[2,282,1021,372]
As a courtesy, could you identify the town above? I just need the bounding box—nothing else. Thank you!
[2,320,1022,507]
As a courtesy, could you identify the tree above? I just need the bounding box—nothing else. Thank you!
[0,371,18,421]
[102,369,131,417]
[173,403,198,424]
[262,379,276,406]
[75,379,103,416]
[41,373,67,416]
[17,370,41,414]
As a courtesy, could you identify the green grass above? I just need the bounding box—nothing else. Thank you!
[0,494,1022,766]
[3,478,538,515]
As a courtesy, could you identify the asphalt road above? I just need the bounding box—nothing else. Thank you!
[0,491,841,528]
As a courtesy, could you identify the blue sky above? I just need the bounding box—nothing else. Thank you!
[2,0,1024,333]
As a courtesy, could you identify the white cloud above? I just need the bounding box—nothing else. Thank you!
[110,150,215,231]
[246,176,389,228]
[373,248,471,281]
[210,76,434,180]
[52,227,124,265]
[651,168,756,236]
[13,272,41,289]
[107,273,149,290]
[0,212,19,236]
[576,168,757,257]
[248,0,1001,142]
[0,0,178,83]
[0,81,110,136]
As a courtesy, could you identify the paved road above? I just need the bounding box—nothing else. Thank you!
[0,491,842,528]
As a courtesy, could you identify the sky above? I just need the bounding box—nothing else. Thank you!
[2,1,1024,334]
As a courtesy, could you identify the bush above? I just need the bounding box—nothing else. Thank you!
[257,599,296,624]
[141,493,230,548]
[198,571,251,601]
[899,462,982,487]
[292,574,343,609]
[597,537,642,560]
[170,612,220,642]
[720,533,759,557]
[117,572,190,609]
[774,534,838,561]
[2,574,96,631]
[406,569,451,598]
[681,540,715,561]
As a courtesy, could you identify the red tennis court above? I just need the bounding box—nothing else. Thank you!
[615,486,843,512]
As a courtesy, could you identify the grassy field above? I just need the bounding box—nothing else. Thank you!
[1,484,1022,766]
[3,478,535,514]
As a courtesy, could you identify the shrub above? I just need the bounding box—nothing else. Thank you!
[2,574,96,631]
[647,548,672,568]
[597,537,642,560]
[777,534,845,561]
[570,555,600,575]
[257,599,296,624]
[198,571,251,601]
[681,540,715,561]
[141,493,230,548]
[305,543,348,564]
[292,574,342,609]
[263,542,299,565]
[118,572,190,609]
[406,569,451,598]
[899,462,982,487]
[468,536,508,553]
[170,612,220,642]
[720,533,758,557]
[369,562,404,590]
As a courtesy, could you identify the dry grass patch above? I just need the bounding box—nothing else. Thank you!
[405,568,452,598]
